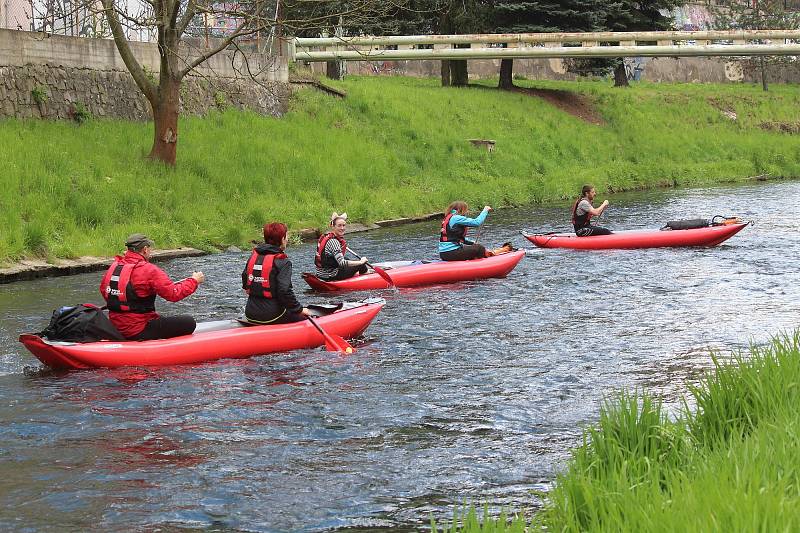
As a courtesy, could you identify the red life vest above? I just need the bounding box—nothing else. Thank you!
[572,197,592,231]
[100,260,157,313]
[243,250,286,298]
[315,233,347,269]
[440,213,468,244]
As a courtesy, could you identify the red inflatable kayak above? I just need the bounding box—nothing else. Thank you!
[523,222,749,250]
[19,299,384,370]
[302,250,525,292]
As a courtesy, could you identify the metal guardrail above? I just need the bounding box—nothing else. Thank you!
[291,30,800,62]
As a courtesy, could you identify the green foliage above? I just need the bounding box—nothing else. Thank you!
[537,331,800,531]
[141,65,158,86]
[486,0,682,79]
[23,222,48,257]
[31,86,48,105]
[431,506,527,533]
[71,102,91,123]
[213,91,228,110]
[0,76,799,262]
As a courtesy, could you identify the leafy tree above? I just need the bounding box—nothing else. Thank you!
[599,0,685,86]
[707,0,800,91]
[487,0,685,88]
[490,1,603,88]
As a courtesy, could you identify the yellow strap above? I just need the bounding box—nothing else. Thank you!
[243,309,286,325]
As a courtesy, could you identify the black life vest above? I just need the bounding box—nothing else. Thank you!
[101,260,156,314]
[440,213,468,244]
[572,197,593,231]
[243,250,286,298]
[315,233,347,269]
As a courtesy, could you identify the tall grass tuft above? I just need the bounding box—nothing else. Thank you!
[431,506,527,533]
[686,332,800,448]
[533,331,800,531]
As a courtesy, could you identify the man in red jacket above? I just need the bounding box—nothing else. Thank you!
[99,233,205,340]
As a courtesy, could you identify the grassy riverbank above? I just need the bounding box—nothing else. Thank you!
[443,331,800,531]
[2,76,799,263]
[540,331,800,531]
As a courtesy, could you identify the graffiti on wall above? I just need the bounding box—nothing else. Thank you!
[672,4,714,31]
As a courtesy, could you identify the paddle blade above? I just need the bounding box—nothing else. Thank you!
[324,334,355,354]
[307,316,355,354]
[372,266,395,288]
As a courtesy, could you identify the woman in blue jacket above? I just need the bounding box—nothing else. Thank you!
[438,201,492,261]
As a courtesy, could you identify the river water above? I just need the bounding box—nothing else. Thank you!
[1,181,797,532]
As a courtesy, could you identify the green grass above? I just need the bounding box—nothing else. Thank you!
[453,331,800,531]
[2,76,799,263]
[537,331,800,532]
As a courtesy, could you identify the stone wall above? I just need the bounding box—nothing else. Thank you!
[0,28,290,121]
[0,63,290,120]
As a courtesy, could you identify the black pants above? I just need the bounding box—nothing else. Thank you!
[440,244,486,261]
[326,263,368,281]
[133,315,196,340]
[245,309,306,325]
[576,226,613,237]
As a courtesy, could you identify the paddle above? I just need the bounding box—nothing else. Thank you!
[345,247,396,289]
[307,315,354,354]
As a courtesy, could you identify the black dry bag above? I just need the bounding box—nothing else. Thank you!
[662,219,710,231]
[40,304,125,343]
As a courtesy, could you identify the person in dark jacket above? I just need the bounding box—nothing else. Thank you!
[242,222,309,324]
[99,233,205,340]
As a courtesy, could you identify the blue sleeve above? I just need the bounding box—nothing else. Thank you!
[449,209,488,229]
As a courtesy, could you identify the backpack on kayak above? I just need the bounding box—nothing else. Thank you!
[40,303,125,343]
[662,218,710,230]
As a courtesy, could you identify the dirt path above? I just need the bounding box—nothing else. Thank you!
[510,86,606,125]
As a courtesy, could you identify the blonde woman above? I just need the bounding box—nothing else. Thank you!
[314,212,369,281]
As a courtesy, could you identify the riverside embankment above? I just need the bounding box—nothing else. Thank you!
[1,76,799,267]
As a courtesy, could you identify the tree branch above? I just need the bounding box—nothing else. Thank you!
[177,0,198,35]
[178,19,263,78]
[100,0,157,103]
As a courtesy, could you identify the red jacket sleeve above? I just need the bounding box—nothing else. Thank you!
[134,263,198,302]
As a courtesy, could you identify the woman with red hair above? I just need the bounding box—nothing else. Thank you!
[242,222,309,324]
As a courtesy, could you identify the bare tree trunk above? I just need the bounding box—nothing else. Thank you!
[450,60,468,86]
[499,58,514,89]
[148,77,180,165]
[760,57,768,92]
[326,60,343,80]
[449,43,469,86]
[613,63,629,88]
[440,60,451,86]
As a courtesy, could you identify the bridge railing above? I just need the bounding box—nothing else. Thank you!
[290,30,800,62]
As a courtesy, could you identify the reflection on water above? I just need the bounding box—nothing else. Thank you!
[0,181,798,531]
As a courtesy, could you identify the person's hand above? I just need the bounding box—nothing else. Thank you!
[191,271,205,284]
[601,200,609,207]
[300,307,311,317]
[484,205,493,212]
[360,257,369,265]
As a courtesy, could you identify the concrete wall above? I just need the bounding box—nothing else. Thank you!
[324,56,800,84]
[0,28,287,80]
[0,28,290,121]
